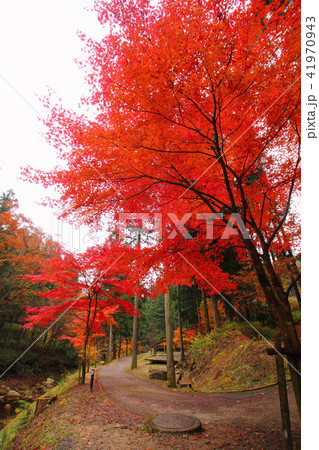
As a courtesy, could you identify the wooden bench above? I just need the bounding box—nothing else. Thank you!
[178,379,192,388]
[176,371,192,388]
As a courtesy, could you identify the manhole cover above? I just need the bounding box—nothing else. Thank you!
[146,413,201,433]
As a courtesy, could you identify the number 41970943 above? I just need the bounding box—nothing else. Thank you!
[306,17,316,79]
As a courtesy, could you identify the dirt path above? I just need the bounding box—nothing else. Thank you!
[98,357,300,428]
[10,358,301,449]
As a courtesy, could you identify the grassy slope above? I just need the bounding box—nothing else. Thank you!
[184,296,300,393]
[183,323,286,392]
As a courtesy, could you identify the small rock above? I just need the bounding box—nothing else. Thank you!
[7,390,20,399]
[43,378,56,389]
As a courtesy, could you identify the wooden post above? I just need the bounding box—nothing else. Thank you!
[274,338,293,450]
[131,294,139,369]
[164,291,176,387]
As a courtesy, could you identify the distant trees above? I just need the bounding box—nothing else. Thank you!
[24,242,139,383]
[0,190,57,347]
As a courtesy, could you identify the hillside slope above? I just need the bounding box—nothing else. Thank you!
[182,324,282,392]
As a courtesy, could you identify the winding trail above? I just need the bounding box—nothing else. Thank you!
[98,357,299,428]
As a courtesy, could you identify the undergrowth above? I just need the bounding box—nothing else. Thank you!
[184,322,280,392]
[0,371,78,449]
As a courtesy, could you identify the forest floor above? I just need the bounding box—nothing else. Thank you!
[9,357,301,449]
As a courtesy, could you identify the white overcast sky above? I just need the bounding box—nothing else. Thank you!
[0,0,103,249]
[0,0,314,251]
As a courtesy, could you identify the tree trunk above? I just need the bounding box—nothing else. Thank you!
[118,335,122,359]
[274,338,293,449]
[281,240,301,307]
[287,275,301,307]
[17,326,25,347]
[81,335,89,384]
[125,338,129,357]
[108,323,113,363]
[192,298,198,335]
[202,290,211,334]
[164,291,176,387]
[223,298,235,322]
[86,341,91,373]
[292,282,301,308]
[0,318,5,335]
[131,294,139,369]
[287,352,301,419]
[176,285,185,361]
[112,330,117,359]
[78,360,82,385]
[286,253,301,309]
[211,295,221,329]
[243,237,301,415]
[195,288,203,335]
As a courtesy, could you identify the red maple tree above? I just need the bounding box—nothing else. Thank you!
[24,0,301,408]
[24,242,141,383]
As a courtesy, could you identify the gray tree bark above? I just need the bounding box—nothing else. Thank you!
[131,294,139,369]
[177,285,185,361]
[211,295,221,329]
[202,290,211,334]
[164,291,176,387]
[108,323,113,363]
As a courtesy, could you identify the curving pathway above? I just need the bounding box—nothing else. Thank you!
[98,357,300,428]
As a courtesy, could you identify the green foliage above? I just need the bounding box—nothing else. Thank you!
[291,309,301,323]
[170,285,197,329]
[139,295,167,345]
[187,333,215,360]
[222,321,276,341]
[0,326,78,376]
[0,189,18,213]
[187,322,276,362]
[112,297,134,339]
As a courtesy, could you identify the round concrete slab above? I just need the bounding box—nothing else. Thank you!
[146,413,202,433]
